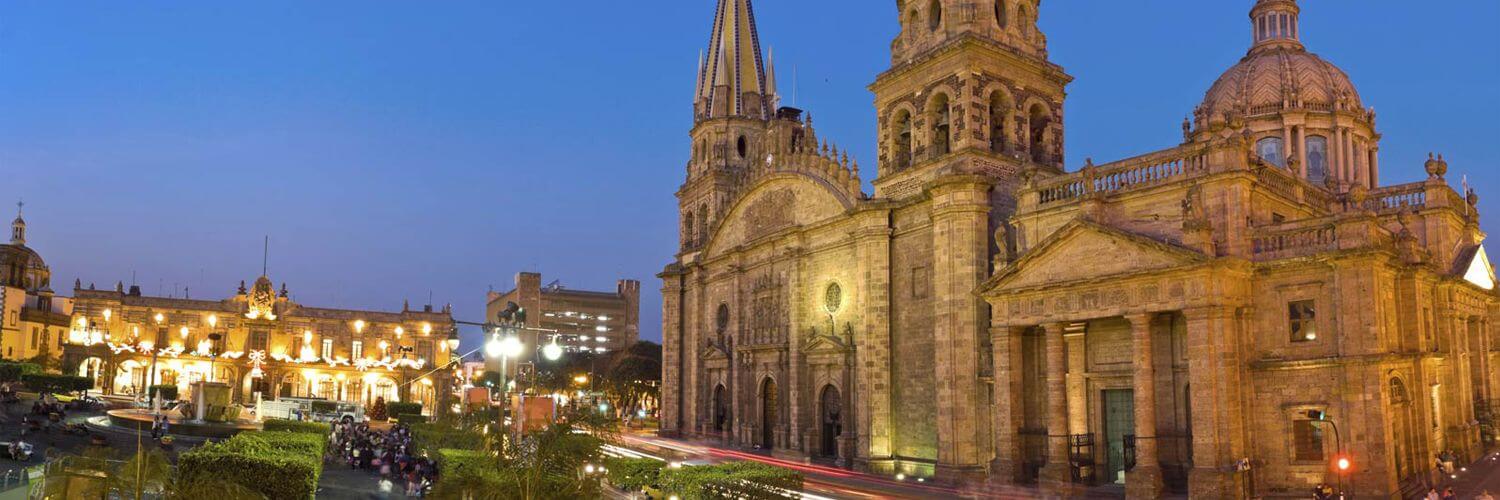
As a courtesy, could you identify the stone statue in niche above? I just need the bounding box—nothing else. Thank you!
[992,223,1013,271]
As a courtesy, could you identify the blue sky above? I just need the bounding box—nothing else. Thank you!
[2,1,1496,347]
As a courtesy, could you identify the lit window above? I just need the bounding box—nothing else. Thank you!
[352,340,364,359]
[322,339,333,359]
[1292,420,1324,462]
[596,337,608,342]
[1289,300,1317,342]
[595,347,608,353]
[595,325,608,332]
[598,316,610,321]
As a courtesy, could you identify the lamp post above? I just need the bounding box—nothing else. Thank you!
[206,314,219,383]
[148,312,165,408]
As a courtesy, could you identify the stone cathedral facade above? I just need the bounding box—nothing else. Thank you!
[660,1,1497,498]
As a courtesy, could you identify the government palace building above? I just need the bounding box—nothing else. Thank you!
[658,1,1497,498]
[61,275,458,413]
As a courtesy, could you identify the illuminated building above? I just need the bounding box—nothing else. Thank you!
[62,274,456,411]
[0,204,73,361]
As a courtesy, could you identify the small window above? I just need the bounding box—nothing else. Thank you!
[322,338,333,360]
[995,0,1007,28]
[352,340,364,359]
[1306,136,1329,185]
[1289,300,1317,342]
[1256,137,1285,168]
[736,135,747,159]
[715,304,730,334]
[1271,213,1286,224]
[1292,420,1325,462]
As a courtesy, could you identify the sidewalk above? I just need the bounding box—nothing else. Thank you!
[1442,449,1500,497]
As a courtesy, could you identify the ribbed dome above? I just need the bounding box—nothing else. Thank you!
[0,243,48,289]
[1199,48,1362,120]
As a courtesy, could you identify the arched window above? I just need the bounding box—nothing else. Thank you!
[736,135,748,159]
[892,110,913,170]
[928,0,942,32]
[995,0,1008,28]
[1028,104,1050,164]
[1017,5,1030,38]
[1306,135,1329,185]
[1256,137,1285,168]
[988,91,1010,154]
[697,203,709,246]
[931,94,951,157]
[683,211,696,248]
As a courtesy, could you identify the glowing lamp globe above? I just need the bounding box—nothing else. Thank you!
[542,342,563,361]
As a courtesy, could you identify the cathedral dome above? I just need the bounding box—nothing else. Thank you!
[1196,0,1362,122]
[1199,48,1361,121]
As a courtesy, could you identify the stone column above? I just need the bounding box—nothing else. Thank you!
[787,254,805,456]
[660,273,685,437]
[1295,126,1308,179]
[1185,306,1248,499]
[990,325,1028,484]
[1040,321,1074,493]
[929,176,994,482]
[1126,313,1163,499]
[1369,146,1380,187]
[1280,124,1293,169]
[851,211,894,472]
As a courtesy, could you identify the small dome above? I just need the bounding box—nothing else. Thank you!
[1199,49,1361,121]
[0,243,48,289]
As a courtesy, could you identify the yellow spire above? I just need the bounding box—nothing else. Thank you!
[696,0,772,121]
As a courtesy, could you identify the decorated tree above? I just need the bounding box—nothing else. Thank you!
[369,396,388,421]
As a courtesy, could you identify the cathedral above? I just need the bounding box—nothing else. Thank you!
[659,1,1496,498]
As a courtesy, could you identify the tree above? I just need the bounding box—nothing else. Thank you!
[369,396,389,421]
[603,341,661,419]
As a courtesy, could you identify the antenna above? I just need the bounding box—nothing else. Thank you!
[262,236,269,276]
[792,65,798,107]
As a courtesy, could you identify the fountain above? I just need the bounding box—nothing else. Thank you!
[102,381,261,439]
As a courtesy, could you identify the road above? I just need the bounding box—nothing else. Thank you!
[612,432,1072,499]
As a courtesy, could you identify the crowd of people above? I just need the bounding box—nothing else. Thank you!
[329,420,437,497]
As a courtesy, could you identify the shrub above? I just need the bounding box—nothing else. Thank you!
[262,418,331,435]
[0,362,42,382]
[660,461,803,499]
[432,448,515,496]
[148,384,178,401]
[605,457,664,492]
[177,431,326,499]
[387,401,422,418]
[395,413,427,424]
[409,423,483,455]
[21,373,91,394]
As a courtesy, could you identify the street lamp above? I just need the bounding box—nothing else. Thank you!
[541,337,563,362]
[148,312,165,408]
[445,327,461,352]
[486,334,523,396]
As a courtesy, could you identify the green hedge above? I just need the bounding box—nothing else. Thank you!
[20,373,91,394]
[0,362,42,382]
[178,431,326,500]
[262,418,331,435]
[395,413,427,424]
[387,402,422,418]
[660,461,803,500]
[432,448,515,495]
[606,457,664,492]
[409,423,482,455]
[148,384,179,401]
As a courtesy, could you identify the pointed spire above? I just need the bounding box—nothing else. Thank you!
[765,47,779,110]
[693,50,705,100]
[696,0,771,121]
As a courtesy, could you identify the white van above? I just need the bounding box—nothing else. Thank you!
[258,397,365,423]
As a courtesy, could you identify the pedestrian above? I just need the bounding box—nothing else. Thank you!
[1476,489,1495,500]
[1425,487,1441,500]
[1442,486,1457,500]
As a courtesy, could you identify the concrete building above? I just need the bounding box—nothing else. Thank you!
[660,1,1497,497]
[0,204,73,362]
[485,272,641,366]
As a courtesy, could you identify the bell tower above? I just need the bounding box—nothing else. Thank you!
[679,0,803,255]
[871,0,1071,200]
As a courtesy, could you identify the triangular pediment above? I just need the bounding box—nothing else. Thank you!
[1460,245,1495,291]
[801,334,850,355]
[984,219,1208,295]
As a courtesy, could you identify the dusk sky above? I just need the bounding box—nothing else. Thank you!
[2,1,1496,348]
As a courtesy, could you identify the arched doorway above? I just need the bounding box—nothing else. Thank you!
[819,385,843,458]
[711,384,728,434]
[1390,378,1416,484]
[115,360,145,396]
[759,378,778,449]
[78,357,105,392]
